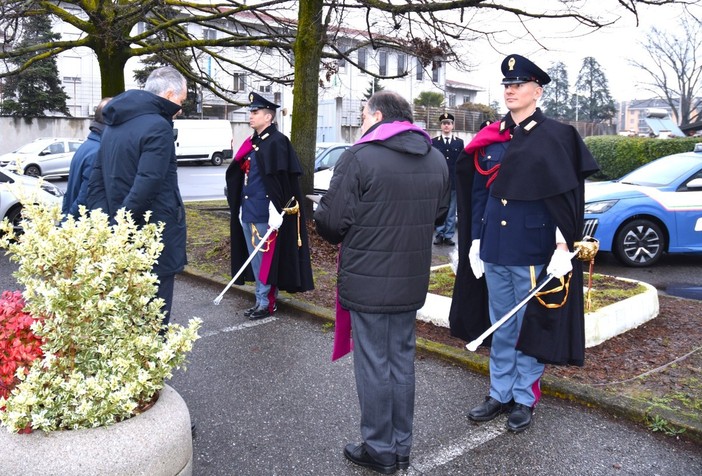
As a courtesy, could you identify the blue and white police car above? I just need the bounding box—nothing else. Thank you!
[583,143,702,267]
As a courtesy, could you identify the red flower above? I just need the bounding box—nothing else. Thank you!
[0,290,44,400]
[240,157,251,175]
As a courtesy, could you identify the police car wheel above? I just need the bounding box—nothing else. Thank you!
[613,218,665,267]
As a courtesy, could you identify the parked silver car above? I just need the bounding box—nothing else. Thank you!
[0,137,84,177]
[0,166,64,234]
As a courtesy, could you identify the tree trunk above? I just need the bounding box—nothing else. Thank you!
[291,0,325,220]
[94,45,131,98]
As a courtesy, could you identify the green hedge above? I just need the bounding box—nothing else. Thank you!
[583,136,701,180]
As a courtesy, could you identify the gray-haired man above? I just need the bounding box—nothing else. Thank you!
[87,66,188,327]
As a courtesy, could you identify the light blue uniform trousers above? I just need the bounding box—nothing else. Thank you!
[484,262,546,407]
[240,220,276,308]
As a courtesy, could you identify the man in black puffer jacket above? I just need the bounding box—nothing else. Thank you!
[315,90,449,475]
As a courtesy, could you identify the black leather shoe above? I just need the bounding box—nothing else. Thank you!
[433,235,444,245]
[248,305,271,320]
[343,443,397,474]
[444,238,456,246]
[507,403,533,433]
[396,454,410,470]
[243,305,259,317]
[468,396,514,422]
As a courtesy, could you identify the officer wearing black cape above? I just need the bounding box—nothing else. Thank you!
[225,92,314,320]
[449,54,599,433]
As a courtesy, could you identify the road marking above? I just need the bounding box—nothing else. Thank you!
[199,316,278,338]
[406,420,506,474]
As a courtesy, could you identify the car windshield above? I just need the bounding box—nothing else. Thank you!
[315,146,327,157]
[619,155,701,187]
[14,140,53,154]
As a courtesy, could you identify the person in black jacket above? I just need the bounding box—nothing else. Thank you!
[87,66,188,327]
[315,90,449,474]
[431,112,464,246]
[225,92,314,320]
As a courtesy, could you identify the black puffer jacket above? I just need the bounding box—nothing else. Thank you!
[314,123,449,313]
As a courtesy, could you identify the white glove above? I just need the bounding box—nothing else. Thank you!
[268,201,284,230]
[468,239,484,279]
[547,248,573,278]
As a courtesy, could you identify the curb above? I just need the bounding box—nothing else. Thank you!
[183,266,702,445]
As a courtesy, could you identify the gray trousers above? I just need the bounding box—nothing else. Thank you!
[350,310,416,465]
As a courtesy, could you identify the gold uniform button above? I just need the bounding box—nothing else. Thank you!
[501,220,507,226]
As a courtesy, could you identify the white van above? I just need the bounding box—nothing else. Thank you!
[173,119,233,166]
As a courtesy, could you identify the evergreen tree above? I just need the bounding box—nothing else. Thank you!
[1,15,70,119]
[574,57,617,122]
[363,78,384,100]
[541,62,572,120]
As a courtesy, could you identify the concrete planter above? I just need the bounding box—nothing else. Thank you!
[417,273,659,348]
[1,384,193,476]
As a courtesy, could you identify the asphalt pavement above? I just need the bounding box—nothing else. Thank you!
[167,271,702,475]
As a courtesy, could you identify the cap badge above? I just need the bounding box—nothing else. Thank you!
[249,93,254,102]
[508,57,516,71]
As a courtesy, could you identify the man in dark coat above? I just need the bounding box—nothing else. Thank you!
[225,92,314,321]
[315,90,449,474]
[431,112,464,246]
[450,54,599,434]
[87,66,188,326]
[62,97,112,218]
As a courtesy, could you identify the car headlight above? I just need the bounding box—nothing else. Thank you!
[41,182,64,197]
[584,199,618,214]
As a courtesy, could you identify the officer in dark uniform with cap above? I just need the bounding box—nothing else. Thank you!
[225,92,314,320]
[449,54,599,433]
[432,112,464,246]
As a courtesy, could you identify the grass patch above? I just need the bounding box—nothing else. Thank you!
[185,201,231,279]
[427,265,647,313]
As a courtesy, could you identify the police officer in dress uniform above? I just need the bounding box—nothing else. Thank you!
[452,54,598,433]
[432,113,464,246]
[225,92,314,320]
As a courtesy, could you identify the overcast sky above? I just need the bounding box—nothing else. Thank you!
[458,1,701,106]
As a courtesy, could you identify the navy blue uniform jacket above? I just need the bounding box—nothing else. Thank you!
[449,110,599,366]
[225,124,314,293]
[87,89,187,277]
[431,135,464,190]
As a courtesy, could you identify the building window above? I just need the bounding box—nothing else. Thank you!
[416,58,423,81]
[448,94,456,107]
[397,53,406,75]
[358,48,367,70]
[432,62,440,82]
[203,28,217,40]
[233,73,246,91]
[463,95,471,104]
[379,51,387,76]
[259,84,272,93]
[338,46,347,68]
